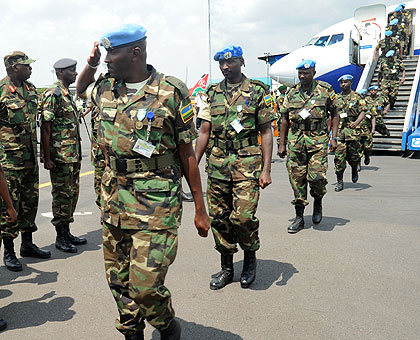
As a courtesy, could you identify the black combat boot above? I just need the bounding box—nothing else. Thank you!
[240,251,256,288]
[20,232,51,258]
[364,154,370,165]
[357,161,361,172]
[64,225,87,245]
[335,173,344,192]
[288,205,304,234]
[312,198,322,225]
[351,166,359,183]
[124,331,144,340]
[55,226,77,253]
[159,319,181,340]
[3,237,22,271]
[210,254,234,290]
[0,318,6,332]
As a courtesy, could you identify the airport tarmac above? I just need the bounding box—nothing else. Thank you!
[0,122,419,340]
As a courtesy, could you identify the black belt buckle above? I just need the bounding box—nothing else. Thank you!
[115,158,126,172]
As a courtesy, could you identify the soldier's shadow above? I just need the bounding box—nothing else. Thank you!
[343,182,372,191]
[308,216,351,232]
[0,291,75,331]
[0,266,58,287]
[151,318,244,340]
[360,165,380,171]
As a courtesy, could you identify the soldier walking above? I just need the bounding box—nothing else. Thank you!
[195,45,274,289]
[373,30,402,65]
[357,89,376,166]
[368,85,390,136]
[0,51,51,271]
[278,60,338,232]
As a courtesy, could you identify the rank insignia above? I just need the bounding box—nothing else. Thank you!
[8,85,15,93]
[102,37,111,49]
[62,88,68,96]
[264,95,273,106]
[329,90,336,101]
[180,102,194,123]
[137,108,147,121]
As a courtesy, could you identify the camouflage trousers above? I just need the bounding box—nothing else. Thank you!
[334,138,362,174]
[103,222,177,335]
[93,160,105,209]
[0,167,38,238]
[375,114,390,136]
[286,133,328,206]
[207,177,260,255]
[49,161,80,227]
[360,126,373,157]
[381,78,400,107]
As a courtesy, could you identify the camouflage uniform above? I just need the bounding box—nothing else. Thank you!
[360,96,376,158]
[280,80,337,206]
[276,93,286,143]
[40,80,82,229]
[334,91,366,174]
[370,94,390,135]
[375,37,401,66]
[0,76,38,239]
[379,58,405,108]
[93,65,195,335]
[198,76,274,255]
[391,9,412,54]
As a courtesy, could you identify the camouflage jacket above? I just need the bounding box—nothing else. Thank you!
[360,96,376,131]
[88,102,104,165]
[391,9,412,27]
[369,94,388,114]
[336,90,366,141]
[93,65,196,230]
[201,75,275,181]
[375,37,401,57]
[0,76,38,170]
[379,59,405,80]
[40,80,81,163]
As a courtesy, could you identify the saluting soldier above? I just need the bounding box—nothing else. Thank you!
[40,58,87,254]
[357,89,376,166]
[278,60,338,233]
[334,75,366,192]
[76,24,209,340]
[373,30,402,65]
[378,50,405,111]
[195,45,274,290]
[0,51,51,272]
[368,85,390,136]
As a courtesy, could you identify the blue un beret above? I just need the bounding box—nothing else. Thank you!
[53,58,77,70]
[390,18,399,25]
[100,24,147,50]
[386,50,395,57]
[368,85,379,90]
[213,45,243,61]
[357,89,367,95]
[338,74,353,82]
[385,30,393,37]
[296,59,316,70]
[395,5,402,12]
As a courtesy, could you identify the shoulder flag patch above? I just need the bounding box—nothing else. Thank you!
[180,102,195,123]
[329,90,336,101]
[264,95,273,106]
[359,99,366,106]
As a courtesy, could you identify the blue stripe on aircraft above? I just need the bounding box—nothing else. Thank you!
[414,49,420,55]
[316,64,364,93]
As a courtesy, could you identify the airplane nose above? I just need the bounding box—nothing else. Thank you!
[269,60,297,87]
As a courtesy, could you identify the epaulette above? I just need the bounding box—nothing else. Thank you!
[53,86,61,96]
[250,79,269,91]
[316,80,333,90]
[165,76,189,99]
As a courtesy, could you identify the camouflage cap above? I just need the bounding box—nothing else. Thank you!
[4,51,35,68]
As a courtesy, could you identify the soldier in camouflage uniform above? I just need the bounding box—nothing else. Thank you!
[368,85,390,136]
[195,45,274,290]
[334,75,366,191]
[76,24,209,340]
[378,50,405,110]
[0,51,51,272]
[357,89,376,166]
[278,60,338,233]
[373,30,402,66]
[40,58,87,254]
[391,4,412,55]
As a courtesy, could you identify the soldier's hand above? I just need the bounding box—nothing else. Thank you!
[5,205,17,223]
[88,41,101,67]
[401,78,405,84]
[259,169,272,189]
[349,122,356,129]
[194,210,210,238]
[277,144,287,158]
[329,139,337,152]
[44,159,55,170]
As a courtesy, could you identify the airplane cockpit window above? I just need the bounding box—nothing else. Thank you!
[328,33,344,46]
[314,36,330,47]
[305,37,318,46]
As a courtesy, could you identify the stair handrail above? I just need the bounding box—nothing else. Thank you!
[401,56,420,151]
[356,48,377,91]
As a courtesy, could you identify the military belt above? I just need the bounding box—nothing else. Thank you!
[212,135,259,151]
[291,121,323,132]
[108,153,176,173]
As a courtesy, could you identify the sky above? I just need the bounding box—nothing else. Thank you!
[0,0,402,88]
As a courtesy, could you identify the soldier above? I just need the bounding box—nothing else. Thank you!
[40,58,87,253]
[373,30,402,65]
[368,85,390,136]
[357,89,376,165]
[0,51,51,271]
[391,4,412,54]
[194,45,274,290]
[76,24,209,340]
[334,75,366,192]
[378,50,405,110]
[277,60,338,232]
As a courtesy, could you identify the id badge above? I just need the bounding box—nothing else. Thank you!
[298,108,310,120]
[132,139,156,158]
[366,114,371,119]
[340,112,348,118]
[230,118,244,133]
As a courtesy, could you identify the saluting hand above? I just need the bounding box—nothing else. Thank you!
[88,41,101,67]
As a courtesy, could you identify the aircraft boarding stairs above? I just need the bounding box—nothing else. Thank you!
[367,55,419,151]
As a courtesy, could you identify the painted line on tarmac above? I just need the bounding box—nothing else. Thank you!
[38,170,94,189]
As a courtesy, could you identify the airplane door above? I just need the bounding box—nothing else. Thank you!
[354,4,387,65]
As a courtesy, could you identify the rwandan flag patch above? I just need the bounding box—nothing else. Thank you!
[180,102,195,123]
[264,95,273,106]
[329,90,336,101]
